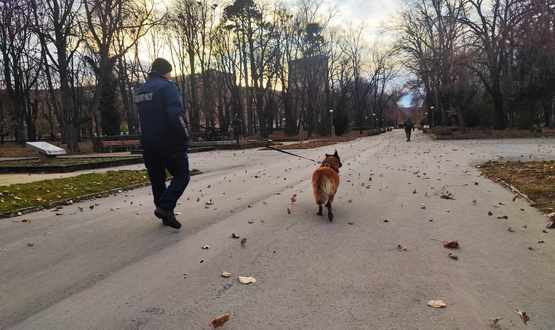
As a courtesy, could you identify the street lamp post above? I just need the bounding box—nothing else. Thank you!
[430,106,435,128]
[329,109,335,137]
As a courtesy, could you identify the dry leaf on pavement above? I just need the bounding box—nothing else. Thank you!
[211,312,231,328]
[427,300,447,308]
[440,193,455,200]
[238,276,256,285]
[443,241,460,249]
[221,272,232,278]
[515,309,530,324]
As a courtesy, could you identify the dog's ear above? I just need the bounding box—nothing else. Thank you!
[325,153,331,157]
[334,150,339,157]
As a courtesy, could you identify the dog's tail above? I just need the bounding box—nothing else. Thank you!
[318,175,334,196]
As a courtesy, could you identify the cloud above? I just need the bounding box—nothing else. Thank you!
[332,0,402,31]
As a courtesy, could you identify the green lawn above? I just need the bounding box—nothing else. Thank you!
[0,169,200,216]
[0,157,140,168]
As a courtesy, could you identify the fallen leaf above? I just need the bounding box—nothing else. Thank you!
[221,272,232,278]
[238,276,256,285]
[240,238,247,248]
[397,244,408,252]
[515,309,529,324]
[211,312,231,328]
[202,245,211,250]
[448,253,459,260]
[27,243,34,247]
[507,227,515,232]
[490,317,502,328]
[488,211,494,216]
[427,300,447,308]
[287,208,291,215]
[497,215,509,220]
[231,233,240,239]
[440,193,455,200]
[443,240,460,249]
[290,194,297,203]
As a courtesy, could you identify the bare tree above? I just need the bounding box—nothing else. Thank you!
[0,0,42,142]
[83,0,157,136]
[31,0,82,150]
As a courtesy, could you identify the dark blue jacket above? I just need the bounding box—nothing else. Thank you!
[134,73,189,153]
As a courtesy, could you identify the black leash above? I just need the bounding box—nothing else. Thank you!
[265,145,320,164]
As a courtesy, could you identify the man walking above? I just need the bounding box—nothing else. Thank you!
[404,117,414,142]
[134,58,190,229]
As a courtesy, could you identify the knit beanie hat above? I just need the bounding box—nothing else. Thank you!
[150,58,172,75]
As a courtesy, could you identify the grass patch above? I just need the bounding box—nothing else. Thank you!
[480,160,555,213]
[0,156,145,174]
[0,169,201,216]
[429,127,555,140]
[0,157,140,167]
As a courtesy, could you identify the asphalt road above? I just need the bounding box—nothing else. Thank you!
[1,131,554,330]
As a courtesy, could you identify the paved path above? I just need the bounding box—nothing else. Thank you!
[1,131,554,329]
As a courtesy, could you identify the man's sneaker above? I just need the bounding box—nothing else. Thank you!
[154,207,182,229]
[154,207,167,220]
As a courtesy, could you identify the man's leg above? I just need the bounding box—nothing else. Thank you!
[159,151,190,211]
[143,150,167,208]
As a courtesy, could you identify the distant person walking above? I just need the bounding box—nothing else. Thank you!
[404,118,414,142]
[134,58,190,229]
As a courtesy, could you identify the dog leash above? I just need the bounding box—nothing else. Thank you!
[265,145,320,164]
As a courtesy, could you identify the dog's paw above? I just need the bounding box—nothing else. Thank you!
[328,214,334,222]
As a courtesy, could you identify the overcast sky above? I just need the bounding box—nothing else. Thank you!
[330,0,402,31]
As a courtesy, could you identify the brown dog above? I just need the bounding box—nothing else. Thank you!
[312,150,342,221]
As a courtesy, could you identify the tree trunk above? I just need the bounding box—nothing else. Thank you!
[492,92,506,130]
[187,50,200,132]
[98,62,121,136]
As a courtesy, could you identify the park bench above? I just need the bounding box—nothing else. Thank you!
[93,137,141,153]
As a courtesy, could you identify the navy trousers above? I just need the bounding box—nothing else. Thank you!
[143,149,190,211]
